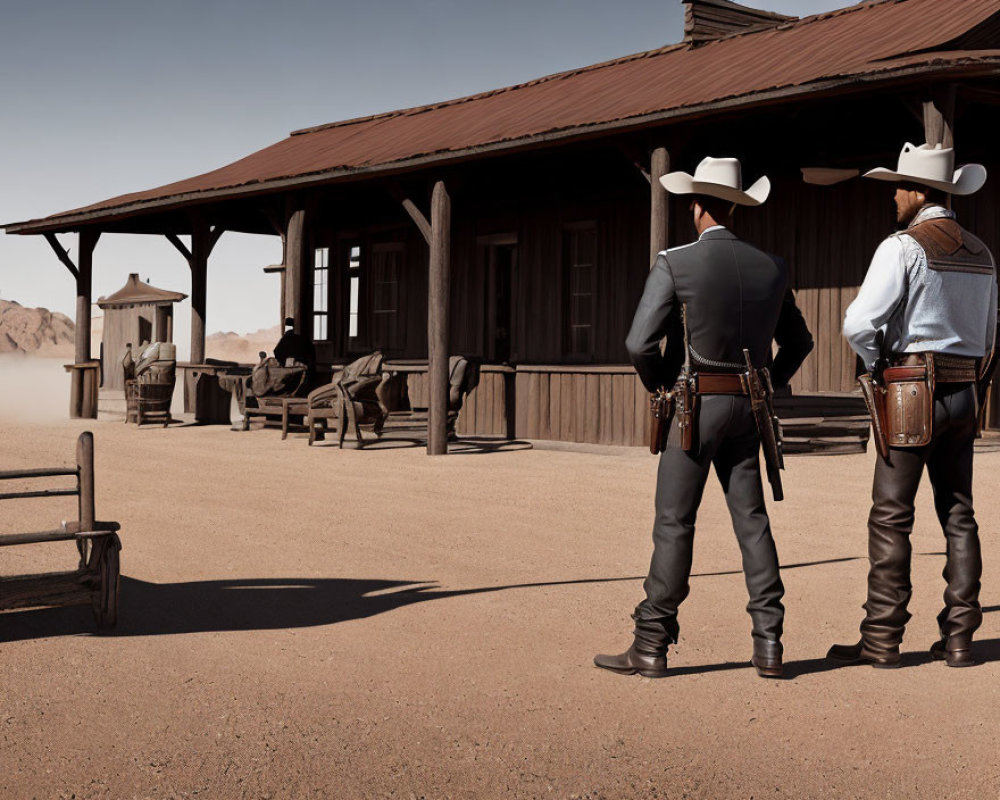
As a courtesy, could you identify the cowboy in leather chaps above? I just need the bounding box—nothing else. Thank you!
[861,382,982,655]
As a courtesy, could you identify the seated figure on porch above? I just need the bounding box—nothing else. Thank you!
[273,317,315,371]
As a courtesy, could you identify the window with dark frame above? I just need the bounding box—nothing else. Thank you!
[313,246,330,341]
[370,243,403,350]
[347,243,362,344]
[563,222,597,358]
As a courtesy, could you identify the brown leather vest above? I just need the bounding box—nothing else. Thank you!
[906,217,994,277]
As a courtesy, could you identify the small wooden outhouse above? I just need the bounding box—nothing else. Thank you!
[96,273,186,390]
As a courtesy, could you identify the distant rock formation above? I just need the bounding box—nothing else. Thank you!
[0,299,75,357]
[206,324,282,364]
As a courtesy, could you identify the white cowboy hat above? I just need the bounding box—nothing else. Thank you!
[864,142,987,196]
[660,156,770,206]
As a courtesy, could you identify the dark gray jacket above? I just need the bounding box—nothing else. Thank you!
[626,227,813,393]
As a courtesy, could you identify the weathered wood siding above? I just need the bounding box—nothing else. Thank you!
[513,367,648,446]
[456,367,514,438]
[100,305,157,390]
[306,93,1000,439]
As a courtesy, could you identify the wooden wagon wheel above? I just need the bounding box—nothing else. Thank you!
[92,535,121,629]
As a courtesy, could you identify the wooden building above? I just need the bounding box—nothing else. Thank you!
[96,273,185,391]
[6,0,1000,450]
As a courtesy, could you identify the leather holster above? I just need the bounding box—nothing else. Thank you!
[649,389,675,455]
[884,354,935,448]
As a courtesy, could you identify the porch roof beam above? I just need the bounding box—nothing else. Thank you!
[165,233,192,264]
[389,183,432,246]
[42,233,79,280]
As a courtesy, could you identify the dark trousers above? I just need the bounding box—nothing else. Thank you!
[632,395,784,653]
[861,383,982,653]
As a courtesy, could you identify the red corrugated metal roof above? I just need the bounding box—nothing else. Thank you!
[8,0,1000,232]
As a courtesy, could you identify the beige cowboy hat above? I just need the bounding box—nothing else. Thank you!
[864,142,987,196]
[660,156,770,206]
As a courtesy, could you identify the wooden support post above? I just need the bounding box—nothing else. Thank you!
[279,268,288,324]
[924,87,957,209]
[389,183,433,246]
[190,218,210,364]
[77,431,95,530]
[427,181,451,455]
[284,204,308,336]
[923,88,956,149]
[68,231,100,419]
[650,147,670,265]
[75,231,99,365]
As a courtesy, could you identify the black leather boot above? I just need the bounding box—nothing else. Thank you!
[826,640,901,669]
[751,639,783,678]
[930,636,976,667]
[594,643,669,678]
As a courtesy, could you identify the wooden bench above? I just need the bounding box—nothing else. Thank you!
[0,432,122,628]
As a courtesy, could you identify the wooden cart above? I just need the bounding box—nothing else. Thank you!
[0,432,122,628]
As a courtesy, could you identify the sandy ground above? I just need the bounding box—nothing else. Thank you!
[2,361,1000,799]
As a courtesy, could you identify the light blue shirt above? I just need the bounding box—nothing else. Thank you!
[843,205,998,369]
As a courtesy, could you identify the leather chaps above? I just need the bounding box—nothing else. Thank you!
[860,382,983,654]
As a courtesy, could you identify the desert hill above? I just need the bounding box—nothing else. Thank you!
[0,299,75,357]
[1,297,281,363]
[206,324,282,364]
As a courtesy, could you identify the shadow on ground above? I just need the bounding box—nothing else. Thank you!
[1,552,964,650]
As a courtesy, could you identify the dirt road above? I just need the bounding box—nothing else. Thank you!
[2,414,999,799]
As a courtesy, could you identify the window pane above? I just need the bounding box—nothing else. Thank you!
[313,269,328,312]
[349,276,360,337]
[313,315,328,341]
[314,247,328,269]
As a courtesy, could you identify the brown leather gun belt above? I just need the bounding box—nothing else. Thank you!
[696,372,750,395]
[890,353,978,383]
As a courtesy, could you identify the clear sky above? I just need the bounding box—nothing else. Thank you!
[0,0,854,357]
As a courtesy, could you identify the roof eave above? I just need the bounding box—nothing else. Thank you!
[7,56,1000,236]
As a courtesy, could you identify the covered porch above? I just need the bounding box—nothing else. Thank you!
[5,0,1000,452]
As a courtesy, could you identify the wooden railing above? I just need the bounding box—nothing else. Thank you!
[0,432,122,627]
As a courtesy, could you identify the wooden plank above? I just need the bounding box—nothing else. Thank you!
[612,373,625,445]
[515,373,530,439]
[632,375,647,447]
[493,372,504,437]
[483,371,495,436]
[78,431,95,531]
[585,373,600,443]
[538,371,550,440]
[0,468,77,480]
[0,530,77,546]
[599,374,613,446]
[622,373,635,446]
[457,383,474,436]
[549,372,561,442]
[573,374,587,443]
[516,364,633,374]
[560,374,574,441]
[0,489,78,501]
